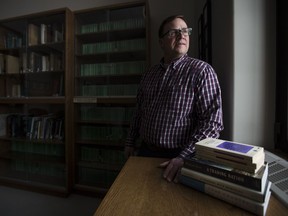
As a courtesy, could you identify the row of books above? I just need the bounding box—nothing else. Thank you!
[80,84,138,97]
[4,78,63,98]
[80,147,125,164]
[79,105,134,122]
[82,38,145,55]
[80,61,145,76]
[179,138,271,216]
[0,23,63,49]
[28,23,64,46]
[4,113,64,141]
[81,18,145,34]
[12,159,65,178]
[0,30,23,49]
[11,140,65,157]
[22,52,63,73]
[78,166,118,188]
[0,52,63,74]
[79,125,128,141]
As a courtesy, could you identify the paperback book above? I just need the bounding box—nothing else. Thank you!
[196,152,264,174]
[195,138,265,173]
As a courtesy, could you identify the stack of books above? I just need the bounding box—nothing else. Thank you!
[179,138,271,216]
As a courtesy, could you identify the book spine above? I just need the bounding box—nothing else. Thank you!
[181,167,265,202]
[184,159,262,191]
[196,154,260,174]
[179,175,268,216]
[196,147,264,164]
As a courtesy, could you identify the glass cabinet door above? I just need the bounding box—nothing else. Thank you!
[0,8,73,196]
[73,2,148,195]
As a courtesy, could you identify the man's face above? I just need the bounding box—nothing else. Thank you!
[159,18,190,62]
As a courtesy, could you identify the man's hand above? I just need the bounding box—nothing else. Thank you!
[159,157,184,182]
[124,146,135,159]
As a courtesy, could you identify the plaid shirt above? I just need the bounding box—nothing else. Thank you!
[126,54,224,158]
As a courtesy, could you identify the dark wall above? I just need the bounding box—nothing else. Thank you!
[275,0,288,151]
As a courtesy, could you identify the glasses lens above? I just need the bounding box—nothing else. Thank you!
[168,30,177,37]
[181,28,192,36]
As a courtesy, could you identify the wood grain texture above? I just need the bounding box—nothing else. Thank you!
[94,156,288,216]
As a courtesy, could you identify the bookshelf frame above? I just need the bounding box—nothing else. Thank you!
[0,8,74,196]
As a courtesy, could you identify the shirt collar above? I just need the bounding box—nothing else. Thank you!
[160,54,188,69]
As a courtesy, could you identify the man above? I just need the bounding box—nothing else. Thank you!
[125,15,223,182]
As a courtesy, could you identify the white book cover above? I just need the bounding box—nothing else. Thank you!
[196,138,264,163]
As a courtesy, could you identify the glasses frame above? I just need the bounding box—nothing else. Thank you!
[160,27,192,38]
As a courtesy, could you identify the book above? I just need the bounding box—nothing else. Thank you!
[5,55,20,74]
[0,54,4,74]
[183,157,268,192]
[196,146,265,169]
[179,174,272,216]
[196,151,264,174]
[0,114,10,136]
[196,138,264,163]
[180,167,269,202]
[28,23,39,46]
[195,138,265,173]
[0,28,6,49]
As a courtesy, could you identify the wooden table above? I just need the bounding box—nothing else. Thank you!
[94,156,288,216]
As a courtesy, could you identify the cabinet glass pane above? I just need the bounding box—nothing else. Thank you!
[74,2,147,195]
[0,13,65,98]
[0,8,71,195]
[0,104,66,187]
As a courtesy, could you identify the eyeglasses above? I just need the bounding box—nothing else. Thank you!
[161,27,192,38]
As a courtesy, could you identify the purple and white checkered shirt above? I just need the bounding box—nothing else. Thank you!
[126,54,224,158]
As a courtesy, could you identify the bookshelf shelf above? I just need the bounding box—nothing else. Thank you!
[73,2,148,196]
[0,8,73,196]
[0,97,66,104]
[75,50,146,62]
[76,120,130,127]
[76,28,146,43]
[0,151,65,164]
[73,96,137,104]
[76,139,126,148]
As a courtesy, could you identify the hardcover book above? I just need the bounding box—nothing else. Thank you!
[183,157,268,192]
[5,55,20,74]
[28,23,39,46]
[179,174,271,216]
[180,167,270,202]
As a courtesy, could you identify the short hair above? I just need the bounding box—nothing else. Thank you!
[158,15,188,38]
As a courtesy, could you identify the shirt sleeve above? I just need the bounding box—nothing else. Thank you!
[179,64,224,158]
[125,82,143,147]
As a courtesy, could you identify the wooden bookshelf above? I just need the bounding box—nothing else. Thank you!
[0,1,149,197]
[0,8,74,196]
[72,1,149,196]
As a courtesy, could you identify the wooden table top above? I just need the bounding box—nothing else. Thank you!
[94,156,288,216]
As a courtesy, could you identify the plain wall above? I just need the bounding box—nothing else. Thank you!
[211,0,234,141]
[233,0,275,149]
[0,0,277,149]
